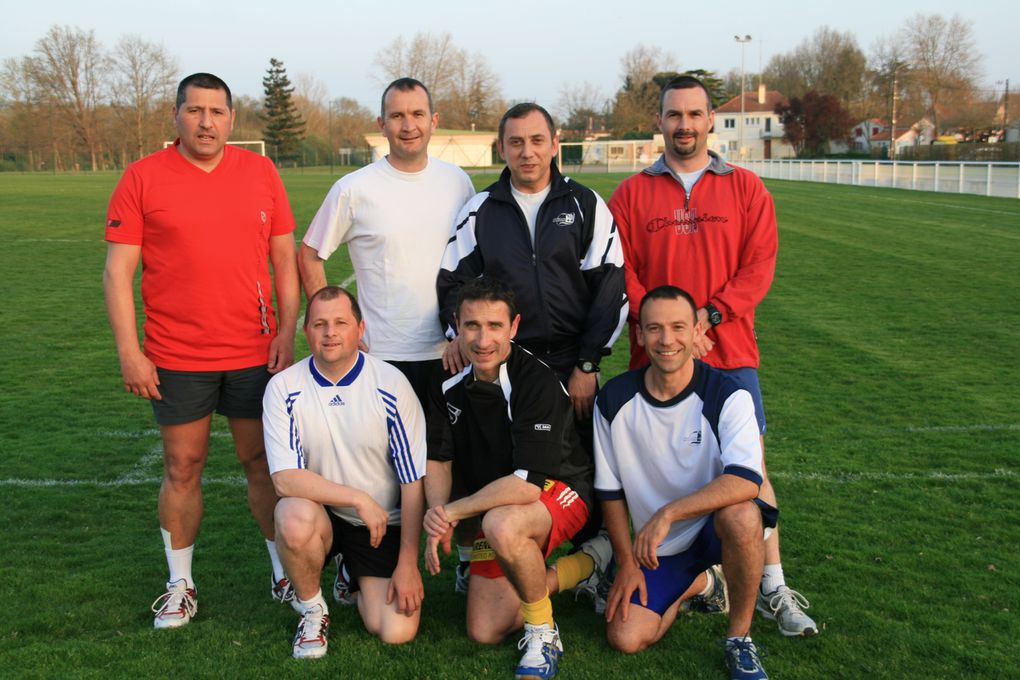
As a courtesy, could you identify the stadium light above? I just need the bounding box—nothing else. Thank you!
[735,35,752,160]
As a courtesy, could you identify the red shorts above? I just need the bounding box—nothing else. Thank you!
[470,479,589,579]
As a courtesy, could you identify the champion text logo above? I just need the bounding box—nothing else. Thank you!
[329,394,345,406]
[552,212,576,227]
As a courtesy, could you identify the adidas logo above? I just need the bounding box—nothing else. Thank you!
[328,394,345,406]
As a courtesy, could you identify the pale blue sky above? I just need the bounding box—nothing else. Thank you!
[5,0,1016,111]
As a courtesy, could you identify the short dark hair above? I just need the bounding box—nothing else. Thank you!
[176,73,232,110]
[304,286,363,326]
[456,277,518,322]
[380,78,433,118]
[659,75,714,113]
[498,102,556,142]
[638,285,698,325]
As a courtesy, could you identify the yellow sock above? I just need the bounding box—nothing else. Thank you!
[554,551,594,592]
[520,592,555,628]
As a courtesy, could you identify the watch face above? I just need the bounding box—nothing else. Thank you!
[579,361,596,373]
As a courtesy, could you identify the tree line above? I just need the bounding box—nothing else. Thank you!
[0,16,1002,170]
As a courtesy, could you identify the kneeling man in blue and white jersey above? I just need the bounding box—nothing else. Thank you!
[263,286,426,659]
[594,285,777,680]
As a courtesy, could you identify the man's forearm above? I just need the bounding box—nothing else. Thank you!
[658,474,759,525]
[272,468,369,510]
[445,474,541,522]
[298,243,328,299]
[602,498,636,564]
[398,479,425,560]
[270,235,300,336]
[424,460,453,508]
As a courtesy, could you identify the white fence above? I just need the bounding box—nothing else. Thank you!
[735,159,1020,199]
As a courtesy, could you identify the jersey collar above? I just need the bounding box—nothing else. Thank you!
[308,352,365,387]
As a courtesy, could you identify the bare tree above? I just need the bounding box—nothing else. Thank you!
[556,81,608,135]
[611,45,678,135]
[900,13,982,132]
[763,27,867,114]
[1,57,51,169]
[30,25,110,170]
[111,35,177,161]
[293,73,328,139]
[329,96,375,148]
[371,32,504,129]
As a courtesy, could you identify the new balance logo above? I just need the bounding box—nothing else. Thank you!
[447,403,463,425]
[555,486,579,509]
[328,394,345,406]
[534,423,551,432]
[552,212,576,227]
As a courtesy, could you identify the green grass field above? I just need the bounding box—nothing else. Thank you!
[0,168,1017,678]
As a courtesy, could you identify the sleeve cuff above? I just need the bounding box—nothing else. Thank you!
[723,464,763,487]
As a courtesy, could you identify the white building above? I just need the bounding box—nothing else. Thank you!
[713,88,796,160]
[364,129,498,168]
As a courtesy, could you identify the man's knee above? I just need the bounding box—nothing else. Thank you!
[274,498,323,546]
[466,617,508,645]
[480,507,526,554]
[715,501,762,544]
[376,617,419,645]
[607,618,656,654]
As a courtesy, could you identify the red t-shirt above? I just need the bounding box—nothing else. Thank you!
[105,142,296,371]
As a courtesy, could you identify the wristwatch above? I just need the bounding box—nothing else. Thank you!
[576,359,600,374]
[705,302,723,327]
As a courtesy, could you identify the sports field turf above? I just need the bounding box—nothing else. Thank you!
[0,169,1017,678]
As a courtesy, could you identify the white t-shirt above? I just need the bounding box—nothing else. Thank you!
[263,353,427,526]
[510,182,552,246]
[594,363,763,556]
[303,157,475,361]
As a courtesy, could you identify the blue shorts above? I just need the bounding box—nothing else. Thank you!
[634,500,779,615]
[720,367,766,434]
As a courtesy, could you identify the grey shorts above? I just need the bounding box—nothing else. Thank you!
[151,364,271,425]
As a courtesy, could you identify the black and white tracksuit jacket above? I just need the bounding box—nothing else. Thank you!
[437,164,627,377]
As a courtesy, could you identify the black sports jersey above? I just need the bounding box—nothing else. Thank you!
[427,343,593,508]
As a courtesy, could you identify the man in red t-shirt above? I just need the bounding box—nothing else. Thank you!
[103,73,299,630]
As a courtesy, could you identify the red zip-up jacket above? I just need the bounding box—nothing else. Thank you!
[608,152,777,370]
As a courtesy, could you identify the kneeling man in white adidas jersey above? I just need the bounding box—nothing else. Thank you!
[263,286,426,659]
[594,285,776,680]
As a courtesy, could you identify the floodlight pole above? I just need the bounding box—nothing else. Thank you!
[735,35,752,161]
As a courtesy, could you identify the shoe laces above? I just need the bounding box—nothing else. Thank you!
[273,576,295,602]
[151,581,196,617]
[518,624,558,656]
[724,637,767,669]
[298,605,328,644]
[768,586,810,614]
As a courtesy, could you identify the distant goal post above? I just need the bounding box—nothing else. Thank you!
[163,140,266,156]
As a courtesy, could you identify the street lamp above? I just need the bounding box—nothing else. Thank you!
[735,35,752,161]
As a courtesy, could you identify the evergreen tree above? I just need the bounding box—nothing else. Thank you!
[261,58,304,162]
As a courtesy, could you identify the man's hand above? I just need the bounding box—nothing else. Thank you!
[442,339,468,373]
[119,350,162,401]
[424,528,453,576]
[423,505,457,576]
[693,308,716,359]
[423,504,457,538]
[605,558,647,623]
[567,367,598,420]
[267,333,295,374]
[633,509,672,570]
[387,558,424,615]
[355,493,389,548]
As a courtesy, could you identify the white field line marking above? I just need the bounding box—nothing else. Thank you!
[117,441,163,483]
[1,469,1013,489]
[863,194,1020,217]
[340,272,356,288]
[898,424,1019,433]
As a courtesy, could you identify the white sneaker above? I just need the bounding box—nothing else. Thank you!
[271,573,301,613]
[292,603,330,659]
[151,579,197,630]
[571,530,613,614]
[332,554,356,606]
[454,561,470,594]
[515,623,563,679]
[757,585,818,637]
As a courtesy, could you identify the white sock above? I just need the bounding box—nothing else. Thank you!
[457,544,473,564]
[298,589,329,615]
[162,528,194,589]
[761,563,785,594]
[266,539,286,581]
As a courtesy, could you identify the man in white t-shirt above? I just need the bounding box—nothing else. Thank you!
[300,77,475,401]
[263,286,426,659]
[594,285,775,680]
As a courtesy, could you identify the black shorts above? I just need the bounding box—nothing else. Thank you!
[324,511,402,592]
[151,364,271,425]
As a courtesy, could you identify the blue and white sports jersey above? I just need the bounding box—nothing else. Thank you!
[263,352,426,526]
[594,360,763,556]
